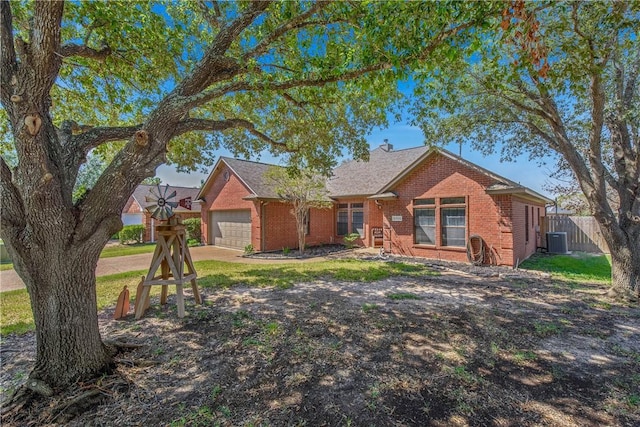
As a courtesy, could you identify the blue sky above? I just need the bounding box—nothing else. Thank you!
[157,123,556,196]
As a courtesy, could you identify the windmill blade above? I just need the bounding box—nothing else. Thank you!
[148,186,161,199]
[145,195,159,203]
[166,201,179,208]
[151,206,162,219]
[165,206,174,218]
[161,184,171,199]
[165,190,177,201]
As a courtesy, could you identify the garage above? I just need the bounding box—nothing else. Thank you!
[210,210,251,250]
[121,213,143,226]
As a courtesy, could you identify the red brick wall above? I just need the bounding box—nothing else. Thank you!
[123,197,139,214]
[381,154,521,266]
[511,196,546,265]
[261,202,334,251]
[199,165,259,246]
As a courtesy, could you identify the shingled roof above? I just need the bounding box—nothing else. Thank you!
[325,144,550,203]
[326,145,430,197]
[197,157,285,200]
[197,144,552,204]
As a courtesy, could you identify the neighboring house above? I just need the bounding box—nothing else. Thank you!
[122,184,202,242]
[197,143,552,266]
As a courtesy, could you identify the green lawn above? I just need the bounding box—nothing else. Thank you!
[0,243,158,271]
[0,259,435,335]
[99,243,157,258]
[520,252,612,284]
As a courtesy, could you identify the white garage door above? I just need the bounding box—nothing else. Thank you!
[210,210,251,250]
[122,213,143,226]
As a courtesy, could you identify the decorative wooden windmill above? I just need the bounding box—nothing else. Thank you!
[134,184,201,319]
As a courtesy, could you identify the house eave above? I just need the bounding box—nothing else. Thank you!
[329,193,372,199]
[485,187,553,204]
[242,195,278,201]
[367,192,398,200]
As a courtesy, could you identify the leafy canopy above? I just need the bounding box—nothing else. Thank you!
[2,1,500,174]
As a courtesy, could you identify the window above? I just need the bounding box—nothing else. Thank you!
[414,197,467,247]
[351,209,364,236]
[441,207,466,247]
[415,208,436,244]
[441,197,465,205]
[414,198,435,206]
[337,210,348,236]
[336,203,363,236]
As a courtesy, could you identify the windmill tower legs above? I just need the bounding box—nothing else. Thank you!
[135,217,201,319]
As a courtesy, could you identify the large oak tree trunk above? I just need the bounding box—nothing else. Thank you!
[17,240,113,387]
[608,238,640,301]
[595,214,640,300]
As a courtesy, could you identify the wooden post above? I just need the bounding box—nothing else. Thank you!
[134,216,201,319]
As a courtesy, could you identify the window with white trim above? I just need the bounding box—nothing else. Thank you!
[413,197,466,247]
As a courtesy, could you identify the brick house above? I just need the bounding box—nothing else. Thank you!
[197,143,552,266]
[122,184,202,242]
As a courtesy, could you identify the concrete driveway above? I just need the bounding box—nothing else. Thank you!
[0,245,323,293]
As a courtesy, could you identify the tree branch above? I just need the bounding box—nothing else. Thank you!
[173,118,290,151]
[241,1,331,61]
[32,0,64,83]
[197,0,222,29]
[69,125,142,153]
[0,0,16,73]
[181,62,391,110]
[177,1,271,97]
[0,0,17,106]
[58,43,111,60]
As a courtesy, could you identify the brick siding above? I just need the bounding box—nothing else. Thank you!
[377,153,545,266]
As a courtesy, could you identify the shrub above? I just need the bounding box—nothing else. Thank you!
[343,232,361,249]
[244,244,254,255]
[119,225,145,244]
[183,218,202,243]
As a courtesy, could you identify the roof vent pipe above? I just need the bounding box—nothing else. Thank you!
[380,139,393,152]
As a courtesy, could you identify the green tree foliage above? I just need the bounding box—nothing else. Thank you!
[0,1,500,390]
[182,217,201,243]
[141,177,162,185]
[118,224,145,244]
[264,166,333,254]
[412,1,639,299]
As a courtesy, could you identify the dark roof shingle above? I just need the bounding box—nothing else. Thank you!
[222,157,284,199]
[326,146,429,197]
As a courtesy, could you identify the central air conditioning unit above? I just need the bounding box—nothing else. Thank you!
[546,232,569,254]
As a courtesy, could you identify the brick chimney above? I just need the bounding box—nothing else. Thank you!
[380,139,393,152]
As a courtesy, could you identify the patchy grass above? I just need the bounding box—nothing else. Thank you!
[196,258,435,290]
[0,263,13,271]
[2,259,640,427]
[0,259,434,335]
[387,292,422,300]
[521,252,611,284]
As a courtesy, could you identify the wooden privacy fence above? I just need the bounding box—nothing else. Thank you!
[542,215,609,253]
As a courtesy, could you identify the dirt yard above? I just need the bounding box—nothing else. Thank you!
[1,256,639,426]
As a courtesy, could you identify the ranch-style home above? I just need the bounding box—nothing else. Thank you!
[196,142,552,266]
